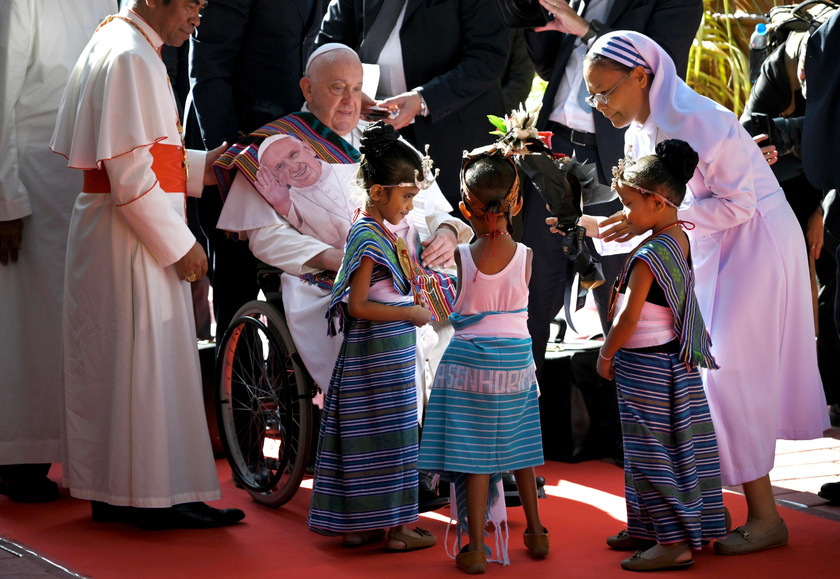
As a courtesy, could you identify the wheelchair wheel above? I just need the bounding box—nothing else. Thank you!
[216,300,314,507]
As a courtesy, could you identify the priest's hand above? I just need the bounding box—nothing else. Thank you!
[600,211,636,243]
[535,0,589,36]
[0,218,23,266]
[420,225,457,269]
[175,241,208,282]
[204,142,228,186]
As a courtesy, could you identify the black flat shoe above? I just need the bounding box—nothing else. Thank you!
[91,501,141,523]
[138,502,246,530]
[0,476,59,503]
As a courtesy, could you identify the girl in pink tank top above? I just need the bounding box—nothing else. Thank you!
[418,150,547,574]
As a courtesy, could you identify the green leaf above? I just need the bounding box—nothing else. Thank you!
[487,115,507,132]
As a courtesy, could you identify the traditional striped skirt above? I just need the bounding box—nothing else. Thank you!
[615,349,727,548]
[418,335,543,474]
[307,313,419,534]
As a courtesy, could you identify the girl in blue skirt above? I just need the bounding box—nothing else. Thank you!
[419,150,547,574]
[307,122,436,553]
[597,139,726,572]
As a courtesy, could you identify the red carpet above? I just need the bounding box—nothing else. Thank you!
[0,459,835,578]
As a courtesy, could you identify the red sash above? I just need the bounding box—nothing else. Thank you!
[82,143,187,193]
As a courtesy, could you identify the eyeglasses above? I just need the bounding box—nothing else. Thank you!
[584,71,632,107]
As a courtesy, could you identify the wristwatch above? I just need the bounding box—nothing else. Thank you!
[581,19,602,44]
[416,91,427,116]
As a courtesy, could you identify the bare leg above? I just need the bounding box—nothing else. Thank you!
[740,474,783,534]
[464,473,491,552]
[642,541,691,563]
[513,467,543,534]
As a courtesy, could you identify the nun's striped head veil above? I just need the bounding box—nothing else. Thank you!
[588,31,731,158]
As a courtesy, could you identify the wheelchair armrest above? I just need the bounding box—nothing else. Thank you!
[256,262,284,296]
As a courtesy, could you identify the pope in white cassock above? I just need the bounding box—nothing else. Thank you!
[0,0,114,504]
[216,44,472,415]
[50,0,245,529]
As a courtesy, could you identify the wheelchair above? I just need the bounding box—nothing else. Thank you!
[215,265,319,508]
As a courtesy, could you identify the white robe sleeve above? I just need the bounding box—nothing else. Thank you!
[678,125,759,238]
[104,146,196,267]
[424,182,472,243]
[186,148,207,198]
[0,0,33,221]
[246,223,332,275]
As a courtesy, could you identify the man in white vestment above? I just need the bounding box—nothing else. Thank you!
[50,0,244,529]
[0,0,114,504]
[216,44,471,410]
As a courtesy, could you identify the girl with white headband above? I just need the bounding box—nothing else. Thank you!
[583,30,827,561]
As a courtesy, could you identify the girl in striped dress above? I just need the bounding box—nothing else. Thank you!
[597,140,726,572]
[419,151,547,574]
[307,122,437,552]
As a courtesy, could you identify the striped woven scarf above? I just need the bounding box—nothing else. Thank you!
[327,215,411,336]
[613,234,718,369]
[213,112,361,199]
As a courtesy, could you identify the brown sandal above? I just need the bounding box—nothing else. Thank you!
[384,527,437,552]
[342,528,386,548]
[524,527,550,558]
[456,545,487,574]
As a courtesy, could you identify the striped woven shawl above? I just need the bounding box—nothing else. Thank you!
[327,215,411,336]
[614,234,718,370]
[213,112,361,199]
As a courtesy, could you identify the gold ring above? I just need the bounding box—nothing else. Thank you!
[186,273,197,282]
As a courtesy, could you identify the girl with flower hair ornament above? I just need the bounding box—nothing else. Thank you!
[419,149,547,574]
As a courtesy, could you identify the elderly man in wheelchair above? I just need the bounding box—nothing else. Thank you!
[211,43,471,508]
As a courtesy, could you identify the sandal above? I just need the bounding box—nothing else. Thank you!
[342,528,386,548]
[606,529,656,551]
[384,527,437,552]
[621,545,694,572]
[524,527,550,558]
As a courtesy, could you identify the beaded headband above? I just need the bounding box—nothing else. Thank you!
[611,153,678,209]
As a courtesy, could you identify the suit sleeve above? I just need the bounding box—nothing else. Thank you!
[627,0,703,79]
[189,0,253,148]
[523,28,564,83]
[315,0,362,48]
[418,0,509,121]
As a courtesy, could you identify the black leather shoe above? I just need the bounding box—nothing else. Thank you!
[91,501,141,523]
[0,476,59,503]
[138,502,246,530]
[818,481,840,503]
[417,470,449,513]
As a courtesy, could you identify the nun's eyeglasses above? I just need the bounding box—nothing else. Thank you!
[584,71,632,107]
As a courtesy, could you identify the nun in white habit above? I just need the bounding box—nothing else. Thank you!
[582,30,828,556]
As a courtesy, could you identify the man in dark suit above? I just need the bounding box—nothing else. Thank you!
[315,0,509,206]
[522,0,703,375]
[188,0,327,337]
[802,8,840,505]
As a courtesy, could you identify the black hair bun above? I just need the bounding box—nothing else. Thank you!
[359,120,400,156]
[655,139,699,185]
